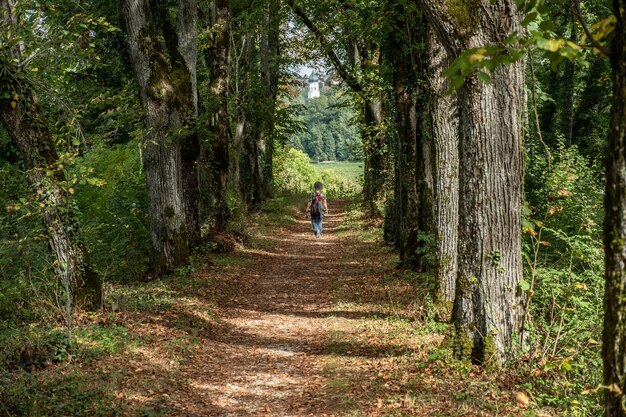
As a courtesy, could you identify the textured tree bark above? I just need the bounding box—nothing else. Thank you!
[453,66,524,365]
[417,139,434,261]
[230,109,244,195]
[178,0,202,248]
[123,0,200,275]
[206,0,231,231]
[245,120,263,209]
[362,98,387,216]
[386,8,427,269]
[419,0,525,365]
[258,0,280,199]
[237,33,263,210]
[391,55,419,266]
[417,93,434,269]
[427,30,459,303]
[604,4,626,415]
[1,0,101,308]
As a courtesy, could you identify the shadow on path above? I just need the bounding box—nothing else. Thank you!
[172,201,367,416]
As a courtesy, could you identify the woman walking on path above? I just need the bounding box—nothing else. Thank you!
[305,181,328,238]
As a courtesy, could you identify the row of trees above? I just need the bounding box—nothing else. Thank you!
[289,0,523,365]
[2,0,626,413]
[288,0,626,414]
[0,0,284,310]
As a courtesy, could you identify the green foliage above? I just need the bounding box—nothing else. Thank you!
[312,162,363,199]
[273,146,363,198]
[288,88,362,162]
[0,328,71,372]
[415,232,437,270]
[521,144,604,415]
[273,146,317,194]
[0,163,55,324]
[445,0,610,92]
[0,368,124,416]
[73,142,150,281]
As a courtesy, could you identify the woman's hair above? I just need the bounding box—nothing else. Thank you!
[313,181,323,191]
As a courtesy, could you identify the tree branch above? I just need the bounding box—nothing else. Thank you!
[150,0,184,65]
[414,0,462,55]
[286,0,363,92]
[529,50,552,172]
[573,0,611,56]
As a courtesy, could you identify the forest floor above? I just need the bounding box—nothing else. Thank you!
[2,196,550,416]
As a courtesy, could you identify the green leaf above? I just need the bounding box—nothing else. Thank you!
[477,71,492,84]
[522,12,538,27]
[539,20,556,32]
[537,4,551,14]
[518,279,531,292]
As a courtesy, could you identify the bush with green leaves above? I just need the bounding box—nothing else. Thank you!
[0,163,54,324]
[273,147,317,194]
[73,141,150,282]
[521,144,604,414]
[273,146,363,199]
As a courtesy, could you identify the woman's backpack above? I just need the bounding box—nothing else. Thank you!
[310,192,325,217]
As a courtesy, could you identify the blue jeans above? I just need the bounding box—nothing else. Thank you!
[311,215,324,237]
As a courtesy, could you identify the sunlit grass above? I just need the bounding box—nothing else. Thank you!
[312,161,363,183]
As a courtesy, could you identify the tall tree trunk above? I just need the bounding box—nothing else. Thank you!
[419,0,525,365]
[246,121,263,209]
[417,121,434,264]
[258,0,280,199]
[363,98,387,215]
[231,107,246,197]
[417,71,434,271]
[123,0,200,275]
[604,4,626,415]
[237,33,263,210]
[1,0,101,308]
[392,55,419,267]
[453,65,525,366]
[206,0,231,232]
[179,0,202,248]
[428,30,459,303]
[386,7,428,269]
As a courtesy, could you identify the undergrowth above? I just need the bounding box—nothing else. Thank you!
[0,189,313,416]
[324,201,597,417]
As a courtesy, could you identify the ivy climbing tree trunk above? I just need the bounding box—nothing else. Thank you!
[178,0,202,248]
[385,3,429,269]
[0,0,101,309]
[419,0,525,365]
[258,0,280,199]
[205,0,231,231]
[362,97,387,215]
[123,0,201,275]
[604,3,626,415]
[428,30,459,303]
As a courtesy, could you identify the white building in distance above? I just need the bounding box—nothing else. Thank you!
[308,72,320,99]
